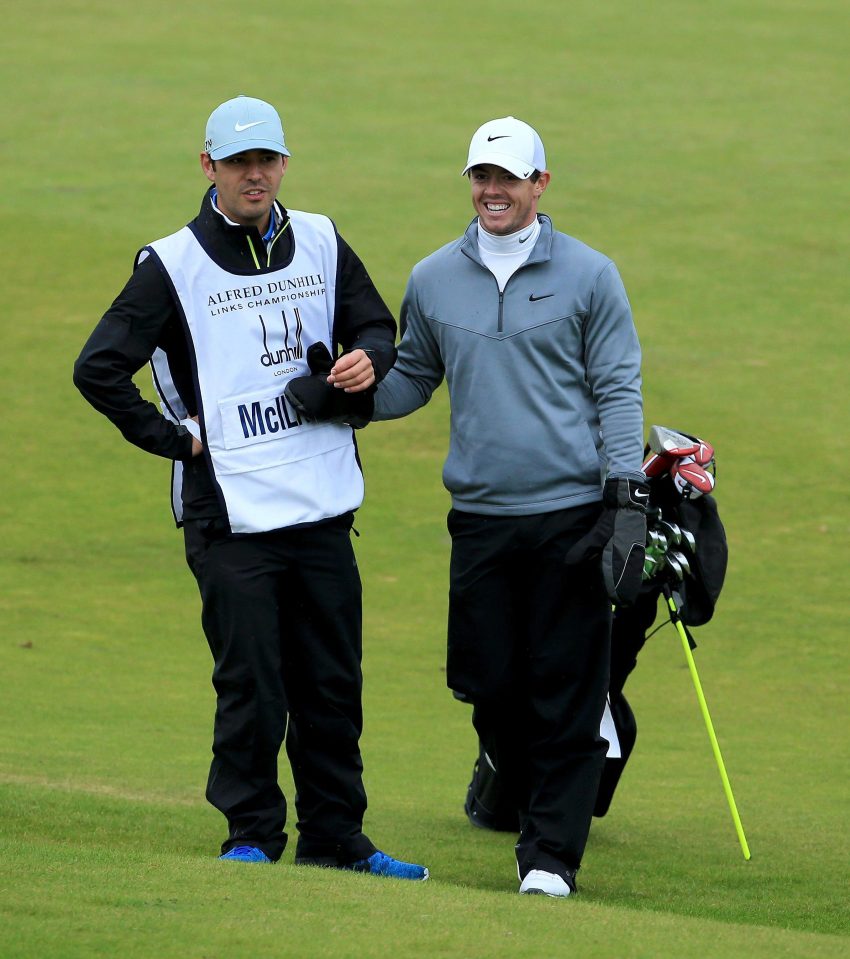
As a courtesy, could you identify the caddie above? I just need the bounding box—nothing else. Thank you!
[373,117,646,896]
[73,95,428,880]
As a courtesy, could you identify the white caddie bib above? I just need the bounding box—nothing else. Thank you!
[147,211,364,533]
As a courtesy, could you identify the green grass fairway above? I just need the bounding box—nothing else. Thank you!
[2,1,849,956]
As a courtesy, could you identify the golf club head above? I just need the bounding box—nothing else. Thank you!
[646,530,670,556]
[658,521,682,546]
[647,425,701,458]
[670,550,691,576]
[681,529,696,552]
[665,554,684,581]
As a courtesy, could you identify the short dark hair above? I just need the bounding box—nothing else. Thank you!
[529,170,542,183]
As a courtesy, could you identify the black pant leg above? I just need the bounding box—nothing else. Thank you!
[513,506,611,877]
[446,510,523,703]
[282,520,374,863]
[184,522,289,861]
[447,506,610,880]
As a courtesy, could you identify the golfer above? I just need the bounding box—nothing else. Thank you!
[73,95,427,880]
[373,117,646,896]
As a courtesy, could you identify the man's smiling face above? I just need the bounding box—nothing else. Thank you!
[468,164,549,236]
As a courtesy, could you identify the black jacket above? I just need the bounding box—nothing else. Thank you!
[74,189,397,519]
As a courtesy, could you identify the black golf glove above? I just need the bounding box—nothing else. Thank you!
[565,476,649,606]
[284,342,374,429]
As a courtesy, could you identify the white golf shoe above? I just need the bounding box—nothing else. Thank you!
[519,869,576,898]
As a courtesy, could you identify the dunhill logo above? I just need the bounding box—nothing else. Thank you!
[260,308,304,367]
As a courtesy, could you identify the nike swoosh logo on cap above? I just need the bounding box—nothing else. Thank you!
[234,120,267,132]
[487,135,509,141]
[528,293,554,301]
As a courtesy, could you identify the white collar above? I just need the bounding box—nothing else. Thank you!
[477,218,540,256]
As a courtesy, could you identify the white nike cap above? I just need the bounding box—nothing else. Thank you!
[204,95,291,161]
[461,116,546,180]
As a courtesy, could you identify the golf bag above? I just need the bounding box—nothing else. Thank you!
[464,428,728,830]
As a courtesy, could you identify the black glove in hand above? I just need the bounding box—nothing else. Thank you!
[284,342,374,429]
[565,476,649,606]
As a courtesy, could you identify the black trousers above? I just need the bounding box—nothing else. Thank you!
[446,504,611,880]
[183,515,375,864]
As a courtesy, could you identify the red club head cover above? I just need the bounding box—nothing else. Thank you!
[672,456,715,497]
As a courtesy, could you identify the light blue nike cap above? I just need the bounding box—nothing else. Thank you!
[204,95,291,160]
